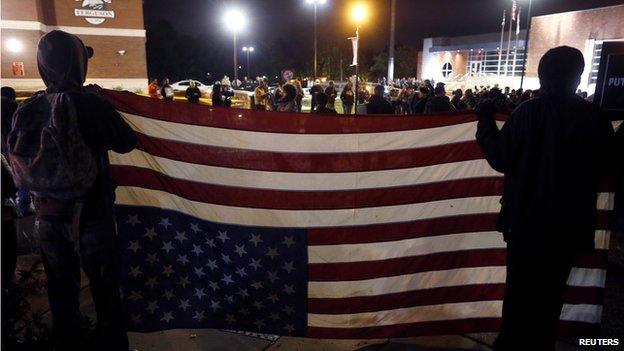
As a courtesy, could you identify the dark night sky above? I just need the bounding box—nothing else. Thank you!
[143,0,623,80]
[144,0,624,50]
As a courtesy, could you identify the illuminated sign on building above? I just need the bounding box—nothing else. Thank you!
[74,0,115,25]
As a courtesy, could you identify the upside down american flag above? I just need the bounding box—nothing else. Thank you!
[102,89,613,339]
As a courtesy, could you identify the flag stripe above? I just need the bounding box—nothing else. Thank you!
[103,89,496,134]
[307,212,611,245]
[110,166,504,210]
[110,150,502,191]
[308,248,607,281]
[307,284,604,314]
[122,112,480,153]
[308,267,605,299]
[116,187,507,228]
[305,319,599,339]
[135,132,486,173]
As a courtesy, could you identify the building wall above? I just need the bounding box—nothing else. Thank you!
[526,5,624,90]
[1,0,147,92]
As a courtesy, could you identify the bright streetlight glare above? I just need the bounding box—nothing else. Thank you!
[6,38,23,53]
[242,46,255,52]
[223,9,246,33]
[306,0,327,4]
[351,4,367,24]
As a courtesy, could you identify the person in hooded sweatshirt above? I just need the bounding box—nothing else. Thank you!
[8,30,137,350]
[476,46,614,351]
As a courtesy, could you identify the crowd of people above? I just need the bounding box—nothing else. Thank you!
[1,28,622,351]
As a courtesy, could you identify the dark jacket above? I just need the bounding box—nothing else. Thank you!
[476,94,614,251]
[425,96,451,113]
[212,85,223,106]
[314,107,337,115]
[185,86,201,103]
[411,97,428,114]
[29,30,137,221]
[366,95,394,115]
[161,84,174,101]
[340,89,355,106]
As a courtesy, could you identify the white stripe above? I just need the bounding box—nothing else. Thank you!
[309,267,605,299]
[121,112,477,153]
[115,186,503,228]
[309,230,610,264]
[110,150,501,190]
[309,232,505,264]
[308,301,502,328]
[560,304,602,324]
[1,20,146,37]
[307,303,601,328]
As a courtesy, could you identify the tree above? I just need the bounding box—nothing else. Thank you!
[369,45,419,81]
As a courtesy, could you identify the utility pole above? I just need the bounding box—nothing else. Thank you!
[387,0,396,84]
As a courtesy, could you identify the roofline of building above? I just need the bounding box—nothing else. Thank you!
[532,4,624,19]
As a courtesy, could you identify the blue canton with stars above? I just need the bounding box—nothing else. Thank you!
[116,206,308,336]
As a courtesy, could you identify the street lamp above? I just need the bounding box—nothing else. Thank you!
[306,0,327,80]
[242,46,255,79]
[351,3,367,112]
[519,0,532,90]
[224,8,247,89]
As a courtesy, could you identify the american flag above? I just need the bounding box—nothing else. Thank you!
[103,90,612,338]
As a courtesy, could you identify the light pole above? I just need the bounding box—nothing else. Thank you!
[242,46,254,79]
[306,0,327,80]
[351,4,367,113]
[519,0,532,90]
[224,9,246,89]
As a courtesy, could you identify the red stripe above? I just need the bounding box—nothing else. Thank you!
[307,285,604,314]
[110,165,504,210]
[308,211,611,245]
[309,249,507,281]
[305,319,598,339]
[103,89,504,134]
[309,249,607,282]
[135,132,486,173]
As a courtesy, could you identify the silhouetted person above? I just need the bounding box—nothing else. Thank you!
[160,78,174,101]
[211,81,223,106]
[366,85,393,115]
[476,46,614,351]
[184,80,201,103]
[6,30,137,350]
[313,93,337,114]
[424,84,451,113]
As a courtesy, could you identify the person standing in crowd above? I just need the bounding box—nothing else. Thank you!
[294,79,305,113]
[147,78,159,98]
[211,81,223,107]
[424,84,451,113]
[222,83,235,107]
[314,93,337,114]
[1,86,19,289]
[273,83,284,105]
[309,79,323,113]
[411,87,429,114]
[461,88,477,110]
[325,80,338,110]
[451,89,467,110]
[476,46,614,351]
[253,79,268,110]
[340,82,355,115]
[366,85,393,115]
[185,80,201,103]
[160,78,174,101]
[275,83,298,112]
[6,30,138,350]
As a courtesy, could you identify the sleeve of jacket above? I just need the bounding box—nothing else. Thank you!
[475,100,523,173]
[93,96,138,154]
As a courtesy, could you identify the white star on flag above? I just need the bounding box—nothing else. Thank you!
[127,240,141,253]
[249,233,263,247]
[143,227,157,240]
[217,230,229,242]
[174,231,188,243]
[126,214,141,226]
[158,217,172,229]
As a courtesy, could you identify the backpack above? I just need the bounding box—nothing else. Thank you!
[6,92,97,200]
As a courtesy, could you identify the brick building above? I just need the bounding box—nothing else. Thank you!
[419,4,624,93]
[1,0,147,92]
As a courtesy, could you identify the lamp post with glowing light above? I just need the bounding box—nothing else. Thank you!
[351,4,367,111]
[519,0,532,90]
[306,0,327,80]
[242,46,254,79]
[224,9,246,89]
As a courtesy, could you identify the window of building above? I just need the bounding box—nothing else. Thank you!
[465,47,526,77]
[442,62,453,77]
[589,41,603,85]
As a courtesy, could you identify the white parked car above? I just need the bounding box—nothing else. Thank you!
[170,80,211,95]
